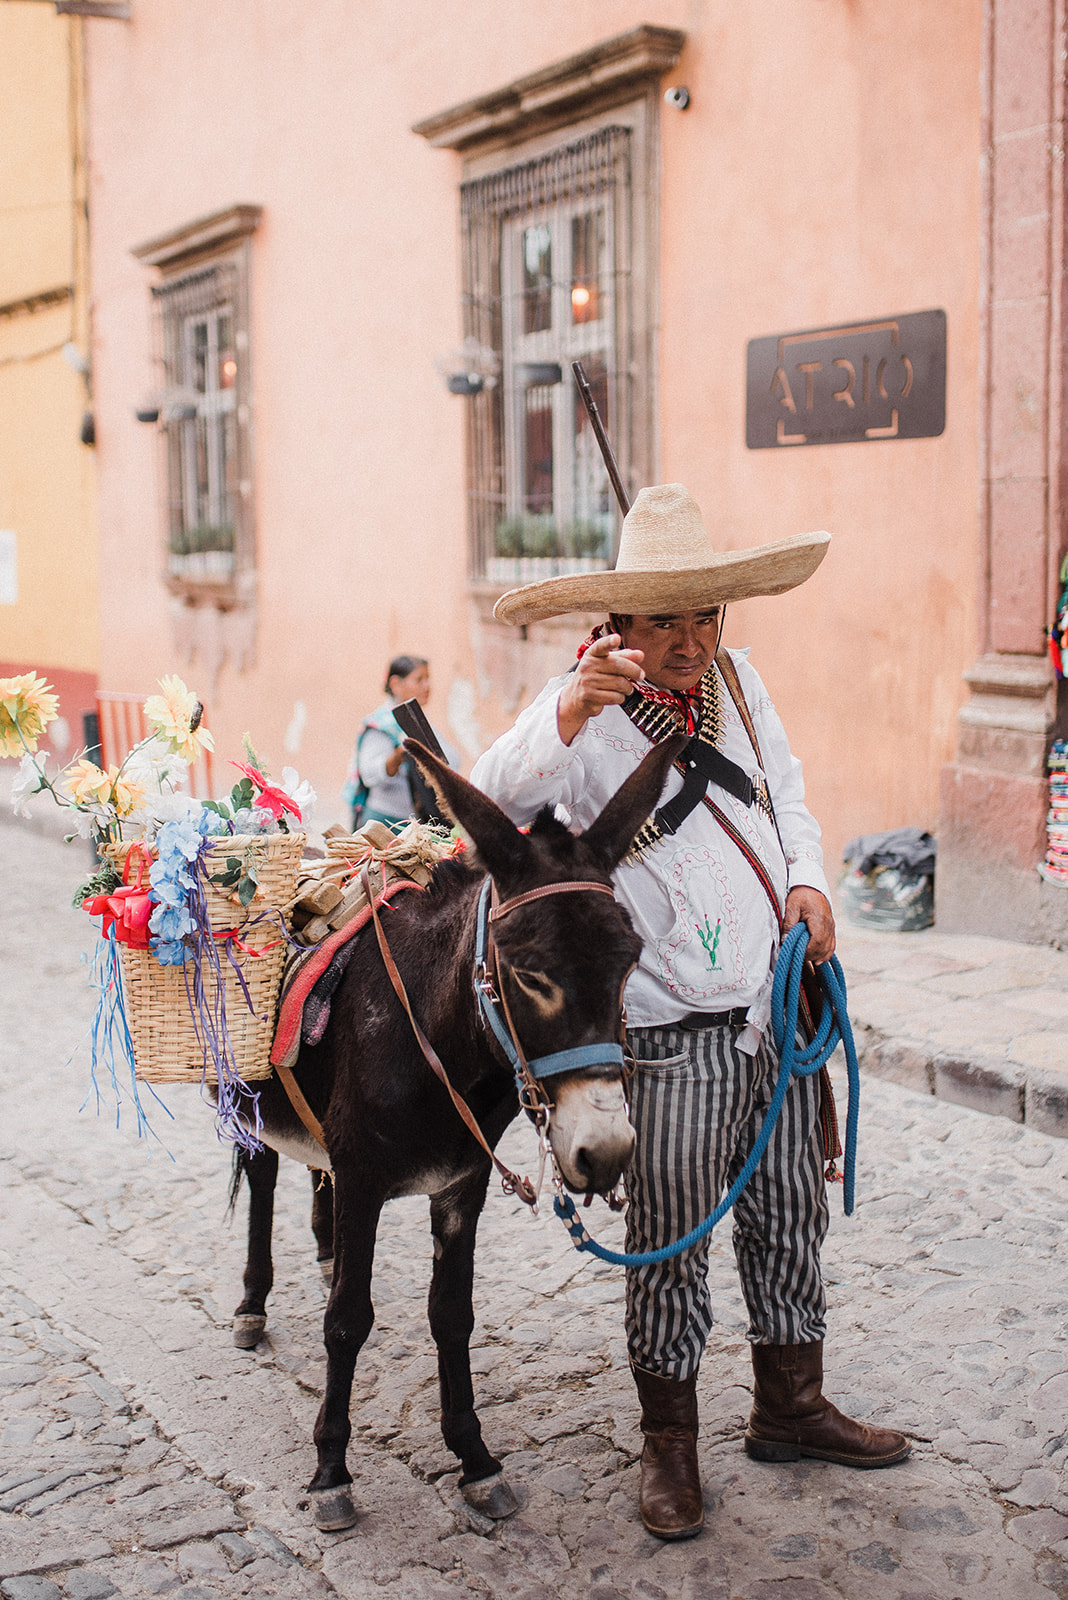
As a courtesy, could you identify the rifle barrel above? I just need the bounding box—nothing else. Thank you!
[572,361,631,516]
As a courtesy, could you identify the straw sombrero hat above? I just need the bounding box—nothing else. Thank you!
[493,483,830,626]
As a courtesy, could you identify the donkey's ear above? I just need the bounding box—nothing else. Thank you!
[404,740,531,880]
[580,733,687,872]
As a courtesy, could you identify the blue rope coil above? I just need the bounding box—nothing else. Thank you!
[553,923,860,1266]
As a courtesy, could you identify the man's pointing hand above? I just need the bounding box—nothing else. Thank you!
[557,633,645,747]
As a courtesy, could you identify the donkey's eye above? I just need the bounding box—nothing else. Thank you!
[512,969,556,997]
[510,969,565,1015]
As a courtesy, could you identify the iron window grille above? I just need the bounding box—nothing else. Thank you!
[461,126,633,585]
[152,257,252,598]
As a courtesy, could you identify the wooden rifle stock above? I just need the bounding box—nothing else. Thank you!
[393,698,448,761]
[571,361,631,516]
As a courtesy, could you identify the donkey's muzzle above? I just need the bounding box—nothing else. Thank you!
[549,1075,635,1193]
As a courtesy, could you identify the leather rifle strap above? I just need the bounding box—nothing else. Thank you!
[361,869,537,1205]
[716,651,839,1159]
[714,648,794,890]
[716,648,765,771]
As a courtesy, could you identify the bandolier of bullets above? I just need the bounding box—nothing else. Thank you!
[625,665,774,862]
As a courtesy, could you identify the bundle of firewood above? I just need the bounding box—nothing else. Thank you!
[288,819,457,946]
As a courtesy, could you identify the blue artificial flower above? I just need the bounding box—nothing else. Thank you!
[149,861,183,905]
[151,937,188,966]
[160,815,204,863]
[149,902,192,942]
[146,816,207,967]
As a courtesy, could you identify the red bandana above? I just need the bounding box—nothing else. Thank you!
[576,624,609,659]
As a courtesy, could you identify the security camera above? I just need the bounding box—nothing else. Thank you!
[664,86,691,111]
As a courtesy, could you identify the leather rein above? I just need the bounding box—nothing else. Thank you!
[362,866,624,1208]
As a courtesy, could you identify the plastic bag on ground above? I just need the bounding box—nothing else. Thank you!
[839,826,936,931]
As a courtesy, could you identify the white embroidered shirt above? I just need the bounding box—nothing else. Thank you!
[470,650,830,1044]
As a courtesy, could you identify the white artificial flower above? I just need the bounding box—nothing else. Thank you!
[127,788,203,840]
[280,766,317,824]
[10,755,45,818]
[67,804,110,839]
[123,735,189,794]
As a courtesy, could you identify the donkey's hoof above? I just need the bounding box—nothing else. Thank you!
[318,1258,334,1285]
[461,1472,518,1520]
[232,1314,267,1349]
[310,1485,358,1532]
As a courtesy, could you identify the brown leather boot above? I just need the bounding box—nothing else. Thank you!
[631,1362,704,1540]
[745,1341,910,1468]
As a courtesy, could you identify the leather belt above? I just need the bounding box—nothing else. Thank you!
[677,1008,750,1031]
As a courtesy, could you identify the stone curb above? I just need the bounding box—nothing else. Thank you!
[852,1025,1068,1138]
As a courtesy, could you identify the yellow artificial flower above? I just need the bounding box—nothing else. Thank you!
[143,674,215,762]
[65,758,113,808]
[63,759,147,817]
[0,672,60,758]
[110,768,147,817]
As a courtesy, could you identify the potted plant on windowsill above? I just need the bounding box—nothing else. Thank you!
[487,514,611,584]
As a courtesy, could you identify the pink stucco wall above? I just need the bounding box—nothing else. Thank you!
[657,2,980,863]
[85,2,981,868]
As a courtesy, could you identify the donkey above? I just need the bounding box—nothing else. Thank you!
[231,736,680,1533]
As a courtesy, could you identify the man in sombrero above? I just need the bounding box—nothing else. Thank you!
[472,484,909,1541]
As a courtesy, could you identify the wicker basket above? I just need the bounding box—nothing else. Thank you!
[103,831,305,1084]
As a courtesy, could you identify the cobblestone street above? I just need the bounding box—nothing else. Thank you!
[2,822,1067,1600]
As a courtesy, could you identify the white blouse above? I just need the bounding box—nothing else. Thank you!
[471,650,830,1047]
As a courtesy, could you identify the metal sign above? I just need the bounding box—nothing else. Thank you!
[746,309,946,449]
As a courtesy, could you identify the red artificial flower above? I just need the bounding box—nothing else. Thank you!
[83,884,154,949]
[230,760,303,822]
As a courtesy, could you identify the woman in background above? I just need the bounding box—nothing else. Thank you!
[343,655,435,830]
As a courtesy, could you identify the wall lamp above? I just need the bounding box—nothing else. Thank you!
[134,388,199,423]
[436,337,499,398]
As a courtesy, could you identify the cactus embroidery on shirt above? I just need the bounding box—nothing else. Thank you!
[697,915,722,969]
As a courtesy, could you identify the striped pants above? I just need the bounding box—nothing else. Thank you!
[624,1024,829,1381]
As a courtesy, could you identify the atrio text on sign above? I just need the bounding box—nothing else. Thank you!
[746,309,946,449]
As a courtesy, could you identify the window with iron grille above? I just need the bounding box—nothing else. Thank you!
[152,254,252,597]
[461,127,634,584]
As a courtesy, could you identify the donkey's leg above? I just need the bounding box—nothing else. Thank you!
[429,1169,519,1520]
[233,1145,279,1349]
[308,1177,382,1532]
[310,1169,335,1284]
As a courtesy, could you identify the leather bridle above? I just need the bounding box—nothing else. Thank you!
[363,866,628,1207]
[476,877,626,1098]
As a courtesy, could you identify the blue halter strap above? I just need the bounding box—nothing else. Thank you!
[472,876,626,1092]
[553,921,860,1265]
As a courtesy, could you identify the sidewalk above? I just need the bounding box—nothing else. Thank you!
[836,918,1068,1140]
